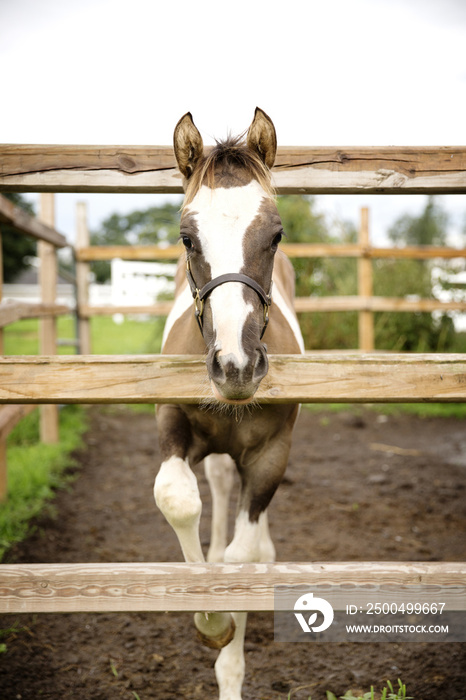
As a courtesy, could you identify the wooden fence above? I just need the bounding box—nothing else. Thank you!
[0,144,465,612]
[0,193,71,500]
[73,203,466,353]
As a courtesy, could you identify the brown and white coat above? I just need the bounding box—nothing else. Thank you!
[154,108,304,700]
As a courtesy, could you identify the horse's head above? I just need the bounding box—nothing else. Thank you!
[174,108,283,405]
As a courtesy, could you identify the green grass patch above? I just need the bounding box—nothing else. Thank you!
[0,405,88,561]
[4,315,166,356]
[303,402,466,419]
[90,316,165,355]
[286,678,412,700]
[326,678,412,699]
[3,316,77,355]
[371,402,466,419]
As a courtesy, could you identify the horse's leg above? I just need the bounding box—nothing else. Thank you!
[214,509,275,700]
[154,453,203,562]
[213,510,277,699]
[205,453,235,563]
[258,509,276,563]
[154,406,235,649]
[214,418,296,700]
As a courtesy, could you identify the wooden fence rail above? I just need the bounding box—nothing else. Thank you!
[75,242,466,263]
[0,561,465,614]
[0,353,465,404]
[1,145,466,194]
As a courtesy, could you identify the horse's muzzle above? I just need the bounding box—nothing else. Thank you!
[207,344,268,403]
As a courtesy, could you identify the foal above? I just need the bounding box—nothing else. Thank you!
[154,108,304,699]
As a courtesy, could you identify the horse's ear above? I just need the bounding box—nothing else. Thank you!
[173,112,204,179]
[247,107,277,169]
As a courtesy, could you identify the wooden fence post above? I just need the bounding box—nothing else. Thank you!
[358,207,374,351]
[38,194,59,443]
[76,202,91,354]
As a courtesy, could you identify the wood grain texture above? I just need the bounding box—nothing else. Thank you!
[0,301,70,327]
[75,242,466,262]
[0,561,464,613]
[78,296,466,318]
[78,297,466,319]
[358,208,374,351]
[1,145,466,193]
[0,193,67,247]
[293,296,466,313]
[76,201,92,354]
[0,405,36,439]
[1,353,466,404]
[38,195,59,443]
[79,302,174,317]
[76,244,182,261]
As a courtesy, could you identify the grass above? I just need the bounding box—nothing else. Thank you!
[4,316,76,355]
[89,315,165,355]
[327,679,412,700]
[303,401,466,420]
[286,678,412,700]
[4,314,166,356]
[0,405,88,561]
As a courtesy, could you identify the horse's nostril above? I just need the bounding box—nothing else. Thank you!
[210,351,226,384]
[253,345,268,383]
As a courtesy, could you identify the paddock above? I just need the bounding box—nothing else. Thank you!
[0,143,466,697]
[0,404,465,697]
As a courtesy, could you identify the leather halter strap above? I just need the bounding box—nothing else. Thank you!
[186,259,272,339]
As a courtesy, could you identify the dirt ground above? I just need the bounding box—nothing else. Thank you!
[0,405,465,700]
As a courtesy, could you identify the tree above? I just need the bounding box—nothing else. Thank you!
[90,200,181,283]
[278,195,460,351]
[277,195,359,349]
[388,196,448,247]
[1,193,36,282]
[374,196,457,351]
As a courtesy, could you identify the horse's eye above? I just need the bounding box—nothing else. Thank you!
[271,232,282,251]
[181,235,193,250]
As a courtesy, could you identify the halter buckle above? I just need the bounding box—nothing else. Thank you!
[194,290,204,326]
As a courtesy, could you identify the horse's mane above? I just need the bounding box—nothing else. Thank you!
[183,133,275,208]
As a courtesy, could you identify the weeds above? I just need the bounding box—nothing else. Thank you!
[287,678,412,700]
[109,659,119,678]
[330,678,412,699]
[0,621,30,654]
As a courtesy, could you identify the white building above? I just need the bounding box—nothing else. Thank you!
[110,259,175,308]
[3,257,176,316]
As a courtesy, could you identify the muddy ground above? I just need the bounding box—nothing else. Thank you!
[0,405,465,699]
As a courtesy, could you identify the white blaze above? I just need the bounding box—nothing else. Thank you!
[186,181,265,366]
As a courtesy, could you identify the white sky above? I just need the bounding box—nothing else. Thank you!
[1,0,466,244]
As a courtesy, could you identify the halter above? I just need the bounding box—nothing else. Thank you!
[185,258,272,340]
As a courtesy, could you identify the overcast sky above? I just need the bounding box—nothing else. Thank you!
[1,0,466,244]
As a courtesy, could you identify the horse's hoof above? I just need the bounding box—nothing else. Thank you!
[194,612,236,649]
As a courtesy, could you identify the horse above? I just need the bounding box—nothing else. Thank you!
[154,107,304,700]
